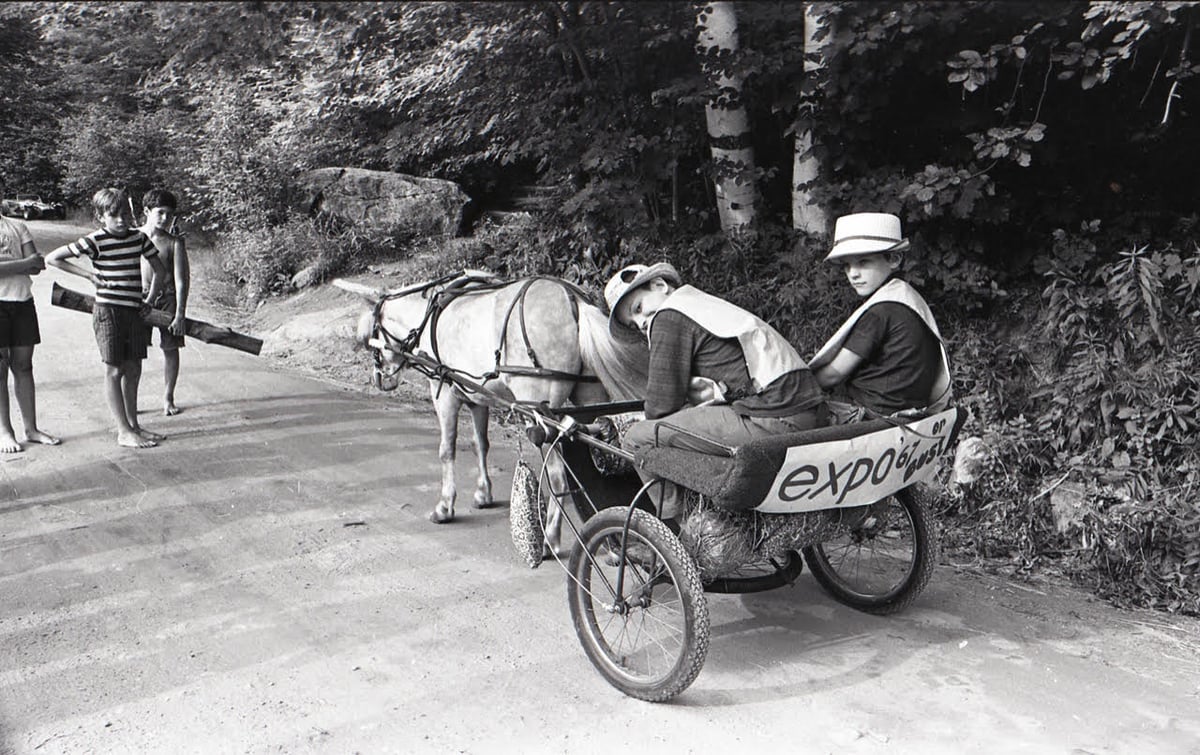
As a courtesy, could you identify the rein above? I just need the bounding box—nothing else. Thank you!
[368,272,602,390]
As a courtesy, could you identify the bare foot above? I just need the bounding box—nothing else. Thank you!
[23,430,61,446]
[134,428,166,442]
[118,431,157,448]
[1,433,23,454]
[164,403,181,416]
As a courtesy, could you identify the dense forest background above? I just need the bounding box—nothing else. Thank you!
[1,1,1197,614]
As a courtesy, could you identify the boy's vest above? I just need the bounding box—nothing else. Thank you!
[809,278,952,410]
[652,285,806,393]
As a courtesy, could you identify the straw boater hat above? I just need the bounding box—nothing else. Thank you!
[604,262,682,333]
[825,212,911,262]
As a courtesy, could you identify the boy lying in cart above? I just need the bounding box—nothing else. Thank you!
[809,212,952,424]
[603,262,827,528]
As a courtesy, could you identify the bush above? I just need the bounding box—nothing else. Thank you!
[942,229,1200,614]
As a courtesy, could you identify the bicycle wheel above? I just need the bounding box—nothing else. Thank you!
[802,487,936,615]
[567,508,709,702]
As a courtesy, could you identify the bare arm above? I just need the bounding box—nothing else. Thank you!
[0,240,45,277]
[45,244,95,282]
[813,347,864,389]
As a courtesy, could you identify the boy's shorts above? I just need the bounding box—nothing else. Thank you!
[0,298,41,347]
[94,303,148,363]
[144,290,185,350]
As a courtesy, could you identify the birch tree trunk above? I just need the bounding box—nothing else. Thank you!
[792,3,829,236]
[696,2,757,232]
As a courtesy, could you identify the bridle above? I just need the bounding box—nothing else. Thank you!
[364,272,458,385]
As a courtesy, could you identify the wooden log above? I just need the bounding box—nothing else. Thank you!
[51,282,263,356]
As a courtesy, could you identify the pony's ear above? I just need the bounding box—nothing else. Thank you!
[332,278,383,304]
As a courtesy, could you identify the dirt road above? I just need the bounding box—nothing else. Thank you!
[2,221,1199,754]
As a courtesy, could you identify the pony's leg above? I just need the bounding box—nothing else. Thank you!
[431,381,461,524]
[466,402,493,509]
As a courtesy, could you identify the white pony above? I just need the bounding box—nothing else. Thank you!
[338,271,647,554]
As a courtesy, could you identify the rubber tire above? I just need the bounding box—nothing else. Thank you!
[22,208,36,220]
[703,550,805,594]
[802,487,936,615]
[567,508,709,702]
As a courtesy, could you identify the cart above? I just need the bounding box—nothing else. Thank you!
[394,349,964,702]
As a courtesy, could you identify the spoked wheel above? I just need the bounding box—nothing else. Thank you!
[567,508,709,702]
[802,487,936,615]
[703,550,805,594]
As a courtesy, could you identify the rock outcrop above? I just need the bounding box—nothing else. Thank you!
[298,167,470,238]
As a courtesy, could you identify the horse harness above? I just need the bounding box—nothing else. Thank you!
[368,272,602,393]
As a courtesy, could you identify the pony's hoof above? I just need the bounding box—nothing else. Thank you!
[430,509,454,524]
[471,497,493,510]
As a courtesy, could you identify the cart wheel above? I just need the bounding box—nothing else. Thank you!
[509,459,546,569]
[703,550,805,594]
[567,508,708,702]
[802,487,936,615]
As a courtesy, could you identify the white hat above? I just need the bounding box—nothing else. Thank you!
[825,212,910,261]
[604,262,681,333]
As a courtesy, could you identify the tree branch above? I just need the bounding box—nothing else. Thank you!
[1139,51,1165,109]
[1004,50,1027,122]
[1034,53,1053,124]
[1161,16,1194,127]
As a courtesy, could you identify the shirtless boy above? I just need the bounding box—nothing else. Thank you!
[138,189,190,416]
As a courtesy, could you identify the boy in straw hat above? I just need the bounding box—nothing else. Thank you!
[809,212,952,423]
[605,262,826,523]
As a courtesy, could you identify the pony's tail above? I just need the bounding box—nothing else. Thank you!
[576,304,649,401]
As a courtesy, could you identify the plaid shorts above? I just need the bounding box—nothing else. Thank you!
[0,298,40,347]
[94,303,148,363]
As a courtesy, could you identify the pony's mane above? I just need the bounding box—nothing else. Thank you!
[577,304,649,400]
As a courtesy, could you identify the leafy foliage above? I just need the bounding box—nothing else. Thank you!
[946,223,1200,614]
[0,5,63,196]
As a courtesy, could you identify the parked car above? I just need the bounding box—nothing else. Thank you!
[0,194,66,220]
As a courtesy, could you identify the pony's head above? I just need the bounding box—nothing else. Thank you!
[353,306,402,391]
[335,278,404,391]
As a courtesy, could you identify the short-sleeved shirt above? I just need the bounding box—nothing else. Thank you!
[65,229,158,308]
[644,310,825,420]
[0,216,36,301]
[842,301,942,413]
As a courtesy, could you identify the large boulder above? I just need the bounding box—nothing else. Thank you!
[297,167,470,238]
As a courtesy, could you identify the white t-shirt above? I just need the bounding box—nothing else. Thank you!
[0,215,35,301]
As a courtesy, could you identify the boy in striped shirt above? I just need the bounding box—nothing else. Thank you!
[47,188,169,448]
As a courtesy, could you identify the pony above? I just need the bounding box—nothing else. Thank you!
[336,271,648,555]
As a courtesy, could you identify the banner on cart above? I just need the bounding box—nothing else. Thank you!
[755,408,959,514]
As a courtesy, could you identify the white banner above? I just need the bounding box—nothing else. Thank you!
[755,408,959,513]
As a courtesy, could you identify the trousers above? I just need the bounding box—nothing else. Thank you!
[621,403,824,519]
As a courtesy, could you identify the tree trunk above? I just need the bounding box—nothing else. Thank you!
[792,3,829,236]
[51,283,264,355]
[696,1,757,232]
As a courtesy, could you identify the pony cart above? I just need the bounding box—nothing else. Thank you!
[342,272,964,702]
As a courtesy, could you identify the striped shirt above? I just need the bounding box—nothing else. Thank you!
[66,229,158,308]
